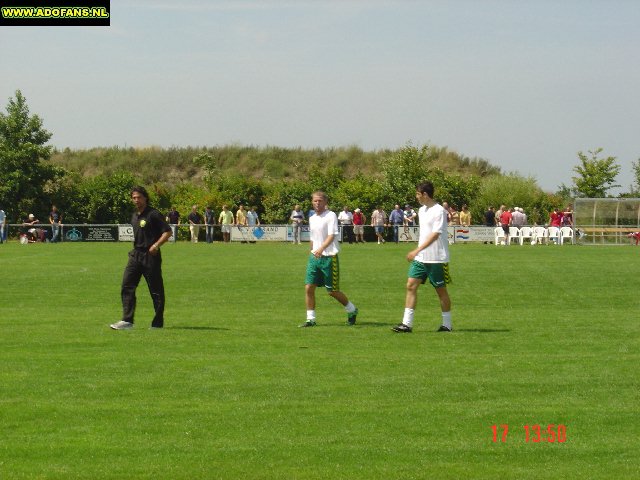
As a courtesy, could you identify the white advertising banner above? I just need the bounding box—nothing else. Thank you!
[118,225,134,242]
[452,226,495,242]
[286,225,311,243]
[230,225,288,242]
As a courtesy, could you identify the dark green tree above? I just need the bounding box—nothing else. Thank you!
[572,148,621,198]
[0,90,62,218]
[380,144,437,206]
[74,171,139,223]
[262,180,310,223]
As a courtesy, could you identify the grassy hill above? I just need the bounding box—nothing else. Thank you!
[49,144,502,186]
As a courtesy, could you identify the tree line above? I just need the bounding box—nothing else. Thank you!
[1,90,638,226]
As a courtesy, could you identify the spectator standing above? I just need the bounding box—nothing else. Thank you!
[459,205,471,226]
[404,204,417,226]
[218,205,234,243]
[204,206,216,243]
[371,206,387,244]
[495,205,506,226]
[352,208,366,243]
[449,205,460,225]
[519,208,528,225]
[392,181,452,334]
[500,207,513,245]
[389,204,405,243]
[247,206,260,226]
[49,205,63,243]
[0,208,6,244]
[246,206,260,244]
[236,205,247,226]
[549,208,562,228]
[484,206,495,227]
[300,191,358,328]
[166,206,180,242]
[338,206,355,244]
[562,205,574,226]
[442,202,452,223]
[188,205,202,243]
[511,207,524,227]
[290,204,305,244]
[110,186,172,330]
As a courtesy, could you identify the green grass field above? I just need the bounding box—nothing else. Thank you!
[0,241,638,479]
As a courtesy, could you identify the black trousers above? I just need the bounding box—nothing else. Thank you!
[342,225,355,244]
[121,249,165,327]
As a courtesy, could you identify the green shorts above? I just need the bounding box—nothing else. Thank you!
[305,254,340,292]
[408,261,451,288]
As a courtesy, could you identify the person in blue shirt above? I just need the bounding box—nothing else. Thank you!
[389,204,405,243]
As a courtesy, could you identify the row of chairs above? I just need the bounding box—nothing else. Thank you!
[494,226,574,245]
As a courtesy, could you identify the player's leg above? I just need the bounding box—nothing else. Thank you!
[114,252,143,328]
[392,277,421,333]
[322,255,357,324]
[305,284,316,311]
[430,263,453,332]
[405,277,421,309]
[302,254,320,327]
[143,256,166,328]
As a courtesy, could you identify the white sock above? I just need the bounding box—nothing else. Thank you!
[307,310,316,321]
[402,308,414,328]
[344,302,356,313]
[441,311,452,330]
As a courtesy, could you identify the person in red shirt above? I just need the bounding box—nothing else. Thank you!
[352,208,366,243]
[549,208,562,227]
[500,207,513,245]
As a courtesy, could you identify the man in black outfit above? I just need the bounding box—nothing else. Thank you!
[484,206,496,244]
[111,186,172,330]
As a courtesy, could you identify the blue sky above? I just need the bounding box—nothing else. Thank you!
[1,0,638,193]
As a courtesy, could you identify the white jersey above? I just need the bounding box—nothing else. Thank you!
[309,209,340,256]
[415,203,449,263]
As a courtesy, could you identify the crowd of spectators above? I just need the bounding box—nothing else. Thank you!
[1,201,577,244]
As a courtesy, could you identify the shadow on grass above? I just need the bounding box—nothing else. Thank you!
[167,326,230,331]
[455,328,511,333]
[308,322,390,328]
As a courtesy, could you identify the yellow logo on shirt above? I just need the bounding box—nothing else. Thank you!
[140,220,147,227]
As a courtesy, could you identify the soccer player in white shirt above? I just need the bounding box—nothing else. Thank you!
[301,191,358,327]
[393,181,453,333]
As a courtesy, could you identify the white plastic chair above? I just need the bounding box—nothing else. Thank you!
[494,226,505,245]
[508,227,520,245]
[559,226,574,245]
[548,226,560,244]
[532,226,547,245]
[519,226,533,245]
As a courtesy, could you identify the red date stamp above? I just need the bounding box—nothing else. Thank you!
[491,424,567,443]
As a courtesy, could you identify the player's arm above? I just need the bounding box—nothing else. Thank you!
[407,231,440,262]
[313,233,335,258]
[150,230,172,255]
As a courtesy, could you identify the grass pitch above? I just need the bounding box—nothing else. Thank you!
[0,241,638,479]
